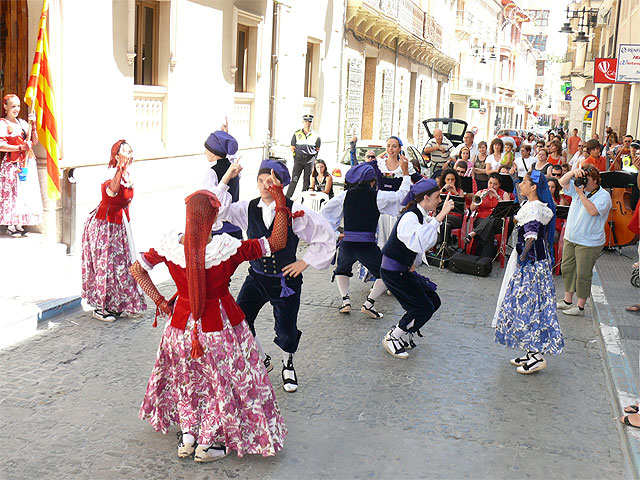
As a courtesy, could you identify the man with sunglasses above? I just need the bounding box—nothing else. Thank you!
[363,150,378,162]
[569,141,586,168]
[549,164,563,179]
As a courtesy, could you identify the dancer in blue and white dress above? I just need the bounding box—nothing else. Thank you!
[493,169,564,374]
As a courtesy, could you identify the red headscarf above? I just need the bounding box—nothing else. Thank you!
[184,190,222,358]
[109,139,128,168]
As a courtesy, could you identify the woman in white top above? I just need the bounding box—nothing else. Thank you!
[485,138,504,175]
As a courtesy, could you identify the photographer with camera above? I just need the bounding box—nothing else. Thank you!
[557,165,612,316]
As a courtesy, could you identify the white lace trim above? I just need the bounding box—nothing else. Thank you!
[155,229,243,268]
[514,200,554,226]
[376,156,416,176]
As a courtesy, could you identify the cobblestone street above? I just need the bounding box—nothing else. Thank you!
[0,246,627,479]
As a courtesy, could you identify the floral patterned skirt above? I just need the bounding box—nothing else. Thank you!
[0,157,42,226]
[140,314,287,457]
[494,259,564,354]
[81,209,146,314]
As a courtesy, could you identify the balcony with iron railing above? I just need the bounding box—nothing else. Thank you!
[456,10,475,33]
[347,0,445,53]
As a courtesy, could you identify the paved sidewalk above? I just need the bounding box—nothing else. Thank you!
[589,246,640,474]
[0,245,628,479]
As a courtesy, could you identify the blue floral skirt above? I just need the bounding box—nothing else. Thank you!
[494,259,564,354]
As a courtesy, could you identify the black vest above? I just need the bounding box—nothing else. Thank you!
[247,197,298,275]
[211,159,241,234]
[343,185,380,234]
[382,204,424,268]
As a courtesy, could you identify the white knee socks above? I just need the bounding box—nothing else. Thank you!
[335,275,350,299]
[368,278,387,301]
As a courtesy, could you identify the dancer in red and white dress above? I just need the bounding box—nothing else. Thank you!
[81,140,147,322]
[129,164,288,462]
[0,94,42,236]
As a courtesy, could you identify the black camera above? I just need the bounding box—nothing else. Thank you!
[574,175,588,188]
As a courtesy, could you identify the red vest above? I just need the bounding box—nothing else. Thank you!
[95,180,133,224]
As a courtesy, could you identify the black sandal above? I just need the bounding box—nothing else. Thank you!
[622,415,640,428]
[624,404,640,414]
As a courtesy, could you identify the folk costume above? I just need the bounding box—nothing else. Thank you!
[493,170,563,374]
[0,116,42,233]
[130,185,289,462]
[321,162,410,318]
[371,138,422,249]
[217,160,335,392]
[81,140,146,321]
[202,130,243,240]
[380,179,443,359]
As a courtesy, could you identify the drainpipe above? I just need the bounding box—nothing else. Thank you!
[391,36,398,135]
[336,0,348,160]
[612,0,622,58]
[267,1,281,159]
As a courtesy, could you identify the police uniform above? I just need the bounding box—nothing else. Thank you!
[287,115,321,197]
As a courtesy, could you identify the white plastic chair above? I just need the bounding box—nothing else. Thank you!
[298,191,330,212]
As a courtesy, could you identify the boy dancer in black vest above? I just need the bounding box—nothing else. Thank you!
[215,160,334,392]
[380,179,454,358]
[321,160,410,317]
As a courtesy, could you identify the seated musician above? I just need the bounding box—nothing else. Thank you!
[609,135,633,172]
[436,168,465,248]
[454,160,476,205]
[582,139,607,172]
[464,173,511,258]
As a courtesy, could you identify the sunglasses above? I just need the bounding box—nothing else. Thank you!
[551,173,562,177]
[365,155,376,159]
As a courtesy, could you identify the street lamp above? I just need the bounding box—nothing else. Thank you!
[558,6,598,43]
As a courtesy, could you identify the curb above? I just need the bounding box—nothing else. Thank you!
[37,296,82,324]
[591,268,640,480]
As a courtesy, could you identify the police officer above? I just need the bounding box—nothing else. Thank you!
[287,114,321,197]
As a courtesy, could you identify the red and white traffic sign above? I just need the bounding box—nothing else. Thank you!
[582,94,599,111]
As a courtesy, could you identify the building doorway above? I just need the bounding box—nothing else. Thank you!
[0,0,29,119]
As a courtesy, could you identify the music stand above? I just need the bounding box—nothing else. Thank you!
[600,171,636,189]
[460,176,474,194]
[498,173,514,194]
[436,194,465,215]
[434,195,466,268]
[555,205,569,220]
[488,200,518,264]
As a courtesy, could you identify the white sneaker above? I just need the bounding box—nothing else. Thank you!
[562,305,585,316]
[556,300,573,311]
[177,432,196,458]
[382,331,409,359]
[516,353,547,374]
[194,443,229,462]
[92,309,116,322]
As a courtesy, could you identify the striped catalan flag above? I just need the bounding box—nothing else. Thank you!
[24,0,61,201]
